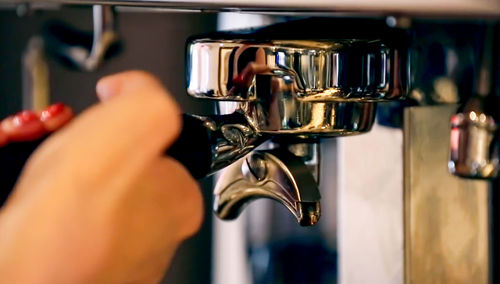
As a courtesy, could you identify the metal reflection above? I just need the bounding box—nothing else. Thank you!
[214,148,321,226]
[187,39,406,102]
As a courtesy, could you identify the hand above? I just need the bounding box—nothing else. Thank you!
[0,71,203,283]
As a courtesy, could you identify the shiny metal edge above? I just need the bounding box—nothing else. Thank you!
[3,0,500,17]
[213,148,321,226]
[187,39,406,102]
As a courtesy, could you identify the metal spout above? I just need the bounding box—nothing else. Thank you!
[213,148,321,226]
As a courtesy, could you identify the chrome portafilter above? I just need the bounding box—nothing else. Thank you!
[184,18,409,225]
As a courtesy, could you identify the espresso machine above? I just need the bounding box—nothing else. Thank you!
[1,0,499,283]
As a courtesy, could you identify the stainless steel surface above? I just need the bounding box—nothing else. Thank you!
[191,113,263,174]
[188,34,381,136]
[7,0,500,16]
[286,142,320,181]
[84,5,117,71]
[214,147,321,226]
[187,39,406,102]
[404,105,489,284]
[216,100,376,136]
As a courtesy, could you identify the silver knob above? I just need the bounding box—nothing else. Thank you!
[449,96,499,179]
[449,25,499,179]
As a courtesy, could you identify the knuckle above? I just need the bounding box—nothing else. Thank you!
[122,71,182,141]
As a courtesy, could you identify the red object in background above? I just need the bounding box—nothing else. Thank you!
[0,128,7,147]
[12,110,39,126]
[40,103,65,121]
[7,111,46,142]
[1,103,73,144]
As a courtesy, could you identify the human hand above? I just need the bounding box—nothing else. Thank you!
[0,71,203,283]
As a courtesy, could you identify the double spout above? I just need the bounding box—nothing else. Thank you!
[214,148,322,226]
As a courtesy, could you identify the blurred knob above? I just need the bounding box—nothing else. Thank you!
[449,96,499,179]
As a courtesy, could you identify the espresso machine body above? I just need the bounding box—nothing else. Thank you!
[203,15,499,284]
[2,0,499,283]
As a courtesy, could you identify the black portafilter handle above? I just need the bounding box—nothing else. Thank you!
[0,114,215,205]
[166,114,213,179]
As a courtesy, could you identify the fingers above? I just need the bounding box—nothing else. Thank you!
[108,157,203,282]
[23,71,182,194]
[144,157,203,240]
[96,70,163,102]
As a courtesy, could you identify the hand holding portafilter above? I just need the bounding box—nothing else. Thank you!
[0,71,203,283]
